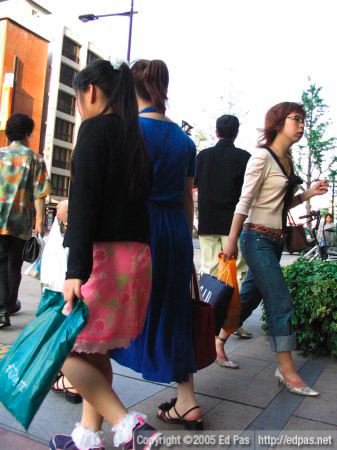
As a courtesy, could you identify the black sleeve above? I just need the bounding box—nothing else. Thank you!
[194,152,201,187]
[65,119,107,282]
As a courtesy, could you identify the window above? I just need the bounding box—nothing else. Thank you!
[51,174,70,197]
[57,91,76,116]
[54,118,74,143]
[59,63,78,87]
[52,145,72,170]
[87,51,101,65]
[62,36,80,63]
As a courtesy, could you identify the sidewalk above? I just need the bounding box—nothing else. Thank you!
[0,249,336,449]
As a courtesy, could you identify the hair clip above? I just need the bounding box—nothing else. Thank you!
[111,59,125,70]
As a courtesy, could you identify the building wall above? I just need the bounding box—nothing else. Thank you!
[43,26,109,207]
[0,18,48,151]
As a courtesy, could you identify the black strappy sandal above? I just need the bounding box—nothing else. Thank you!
[157,398,204,430]
[51,372,82,404]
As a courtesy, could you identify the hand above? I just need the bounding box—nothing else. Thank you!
[309,180,329,197]
[35,221,45,236]
[222,239,238,261]
[57,200,69,223]
[63,278,83,311]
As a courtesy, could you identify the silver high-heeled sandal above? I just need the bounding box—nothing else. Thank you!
[275,368,319,397]
[215,336,239,369]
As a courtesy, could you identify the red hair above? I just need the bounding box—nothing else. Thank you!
[258,102,305,148]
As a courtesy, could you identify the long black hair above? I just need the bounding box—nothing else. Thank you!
[73,59,150,199]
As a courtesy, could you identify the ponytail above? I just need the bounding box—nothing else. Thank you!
[131,59,169,114]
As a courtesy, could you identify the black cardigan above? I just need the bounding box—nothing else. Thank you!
[64,114,151,282]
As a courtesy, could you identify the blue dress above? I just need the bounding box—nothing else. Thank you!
[110,115,197,383]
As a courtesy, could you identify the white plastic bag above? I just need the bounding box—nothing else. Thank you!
[40,218,68,292]
[24,235,45,280]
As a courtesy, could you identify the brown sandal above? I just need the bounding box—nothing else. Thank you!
[157,398,204,430]
[51,372,82,404]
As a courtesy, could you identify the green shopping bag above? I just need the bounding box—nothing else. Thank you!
[0,289,88,429]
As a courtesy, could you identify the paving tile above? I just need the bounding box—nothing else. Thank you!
[283,416,337,431]
[204,399,261,431]
[0,374,167,445]
[267,417,337,450]
[233,336,307,368]
[295,363,337,426]
[193,357,280,408]
[128,387,221,431]
[111,360,174,388]
[0,428,46,450]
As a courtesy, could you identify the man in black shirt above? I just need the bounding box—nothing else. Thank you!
[195,114,251,338]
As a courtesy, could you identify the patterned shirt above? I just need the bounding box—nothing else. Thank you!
[0,142,51,240]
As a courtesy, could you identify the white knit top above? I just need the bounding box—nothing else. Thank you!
[235,148,298,230]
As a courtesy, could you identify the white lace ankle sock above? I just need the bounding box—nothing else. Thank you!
[71,423,104,449]
[112,411,147,447]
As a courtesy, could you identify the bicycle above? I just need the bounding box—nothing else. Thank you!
[301,211,337,262]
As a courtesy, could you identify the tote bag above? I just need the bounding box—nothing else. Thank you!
[199,265,234,335]
[191,266,217,370]
[0,289,88,429]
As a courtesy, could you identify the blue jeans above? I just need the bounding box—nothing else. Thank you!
[239,230,297,352]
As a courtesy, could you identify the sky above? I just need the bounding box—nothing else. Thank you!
[40,0,337,155]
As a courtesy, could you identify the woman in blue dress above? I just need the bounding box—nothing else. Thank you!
[111,59,203,429]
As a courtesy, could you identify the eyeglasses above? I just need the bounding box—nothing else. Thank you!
[286,115,305,124]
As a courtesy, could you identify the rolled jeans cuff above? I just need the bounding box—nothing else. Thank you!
[269,334,297,352]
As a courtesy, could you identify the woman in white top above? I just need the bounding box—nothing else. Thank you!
[222,102,328,396]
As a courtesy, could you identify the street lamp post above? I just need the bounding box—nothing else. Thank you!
[79,0,137,63]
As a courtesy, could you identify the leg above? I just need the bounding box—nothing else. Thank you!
[80,353,113,431]
[0,236,11,326]
[238,268,263,326]
[240,233,308,385]
[157,374,203,428]
[199,235,221,274]
[52,353,162,449]
[62,353,127,427]
[7,236,25,309]
[175,374,201,421]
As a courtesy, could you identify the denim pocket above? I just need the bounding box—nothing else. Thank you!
[255,237,281,268]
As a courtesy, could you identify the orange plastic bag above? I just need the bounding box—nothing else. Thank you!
[217,253,240,334]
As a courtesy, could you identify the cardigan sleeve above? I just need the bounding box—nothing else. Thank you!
[65,119,107,282]
[234,150,269,216]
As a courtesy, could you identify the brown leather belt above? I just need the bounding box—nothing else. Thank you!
[243,223,286,239]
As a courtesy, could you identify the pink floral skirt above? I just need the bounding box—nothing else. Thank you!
[73,241,152,354]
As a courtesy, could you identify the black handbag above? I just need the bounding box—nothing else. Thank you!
[22,236,41,263]
[191,266,217,370]
[199,267,234,335]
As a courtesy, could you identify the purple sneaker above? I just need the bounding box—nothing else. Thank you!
[49,434,105,450]
[123,417,162,450]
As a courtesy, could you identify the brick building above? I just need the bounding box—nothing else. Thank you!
[0,16,49,151]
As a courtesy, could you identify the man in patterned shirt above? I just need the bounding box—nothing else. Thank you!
[0,113,51,328]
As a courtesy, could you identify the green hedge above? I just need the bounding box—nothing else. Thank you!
[262,259,337,358]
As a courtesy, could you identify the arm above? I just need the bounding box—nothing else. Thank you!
[33,157,51,236]
[291,180,329,208]
[183,177,194,232]
[222,152,269,260]
[63,120,105,307]
[34,197,45,235]
[222,213,247,260]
